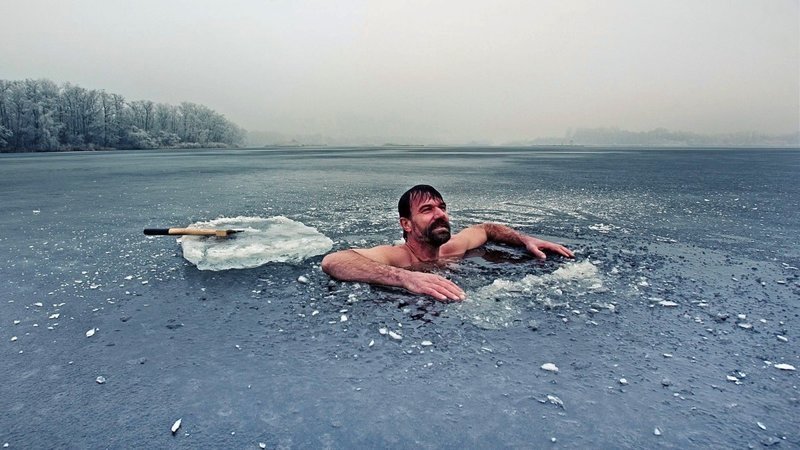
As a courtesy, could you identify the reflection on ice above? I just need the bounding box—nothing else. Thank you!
[179,216,333,270]
[456,261,604,329]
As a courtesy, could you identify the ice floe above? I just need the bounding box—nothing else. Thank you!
[179,216,333,270]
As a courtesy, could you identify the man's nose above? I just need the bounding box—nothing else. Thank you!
[433,207,447,219]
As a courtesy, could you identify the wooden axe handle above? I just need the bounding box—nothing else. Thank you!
[144,228,236,237]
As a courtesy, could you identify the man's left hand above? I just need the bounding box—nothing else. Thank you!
[524,237,575,260]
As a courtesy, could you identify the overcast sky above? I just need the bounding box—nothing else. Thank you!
[2,0,798,143]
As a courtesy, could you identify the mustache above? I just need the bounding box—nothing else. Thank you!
[429,219,451,231]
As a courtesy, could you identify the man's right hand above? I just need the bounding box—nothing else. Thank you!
[402,271,466,302]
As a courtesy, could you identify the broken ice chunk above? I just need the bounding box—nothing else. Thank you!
[546,395,564,408]
[541,363,559,373]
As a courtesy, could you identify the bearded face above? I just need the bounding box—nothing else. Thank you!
[423,217,451,245]
[402,194,452,247]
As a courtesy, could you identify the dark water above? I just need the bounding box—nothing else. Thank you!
[1,147,798,448]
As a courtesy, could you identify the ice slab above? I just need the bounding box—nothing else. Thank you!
[179,216,333,271]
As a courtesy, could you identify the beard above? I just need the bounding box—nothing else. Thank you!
[424,219,451,246]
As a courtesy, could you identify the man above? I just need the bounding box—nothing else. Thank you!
[321,185,574,302]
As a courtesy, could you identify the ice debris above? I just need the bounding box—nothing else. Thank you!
[541,363,559,373]
[774,363,796,371]
[654,427,662,436]
[171,418,182,434]
[85,328,96,337]
[298,276,309,284]
[546,395,564,408]
[388,331,402,340]
[96,376,106,384]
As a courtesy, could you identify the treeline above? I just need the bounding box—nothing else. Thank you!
[0,78,246,152]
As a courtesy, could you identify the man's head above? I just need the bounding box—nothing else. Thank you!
[398,185,451,246]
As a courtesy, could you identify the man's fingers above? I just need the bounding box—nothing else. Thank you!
[530,246,547,260]
[422,287,459,302]
[429,277,465,301]
[425,275,465,301]
[533,241,575,259]
[406,272,465,301]
[554,245,574,258]
[442,280,466,301]
[423,288,448,301]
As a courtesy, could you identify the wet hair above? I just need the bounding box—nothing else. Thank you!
[398,184,444,218]
[398,184,444,239]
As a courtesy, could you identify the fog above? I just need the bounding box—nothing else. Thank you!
[2,0,797,144]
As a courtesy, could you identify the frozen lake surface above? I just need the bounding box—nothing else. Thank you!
[1,147,798,448]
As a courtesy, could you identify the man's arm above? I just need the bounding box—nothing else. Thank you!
[441,223,574,260]
[321,248,466,301]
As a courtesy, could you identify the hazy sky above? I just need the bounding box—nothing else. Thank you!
[2,0,798,143]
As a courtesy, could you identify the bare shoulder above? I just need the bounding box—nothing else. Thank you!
[353,245,412,267]
[439,225,488,258]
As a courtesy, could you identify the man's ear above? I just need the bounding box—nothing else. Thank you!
[400,217,411,233]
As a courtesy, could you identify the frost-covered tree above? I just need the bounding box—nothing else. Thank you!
[0,78,246,152]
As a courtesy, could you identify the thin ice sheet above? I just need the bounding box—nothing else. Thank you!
[179,216,333,270]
